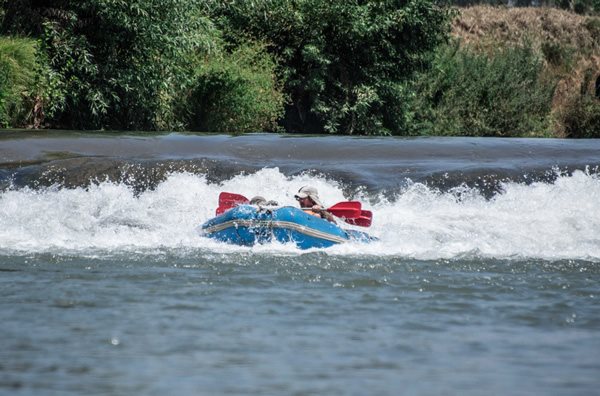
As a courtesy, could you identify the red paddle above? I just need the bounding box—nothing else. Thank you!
[343,210,373,227]
[216,192,249,215]
[325,201,362,219]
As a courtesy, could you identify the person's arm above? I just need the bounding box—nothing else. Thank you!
[312,205,336,223]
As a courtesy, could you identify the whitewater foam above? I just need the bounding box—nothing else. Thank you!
[0,168,598,261]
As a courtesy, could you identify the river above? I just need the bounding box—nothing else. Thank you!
[1,131,599,395]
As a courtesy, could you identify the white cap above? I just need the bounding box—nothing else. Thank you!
[294,185,323,207]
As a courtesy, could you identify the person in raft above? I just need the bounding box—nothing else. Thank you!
[294,186,336,223]
[249,196,278,206]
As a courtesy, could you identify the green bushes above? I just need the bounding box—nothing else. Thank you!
[2,2,595,137]
[407,43,557,137]
[560,70,600,138]
[39,0,216,130]
[0,36,37,127]
[186,43,285,133]
[561,94,600,137]
[208,0,454,135]
[1,0,287,132]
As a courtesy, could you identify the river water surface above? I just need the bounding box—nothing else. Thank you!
[1,132,599,395]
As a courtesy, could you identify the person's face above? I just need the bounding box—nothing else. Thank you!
[296,196,312,207]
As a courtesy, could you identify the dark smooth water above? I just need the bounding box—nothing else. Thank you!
[2,131,599,194]
[1,132,599,395]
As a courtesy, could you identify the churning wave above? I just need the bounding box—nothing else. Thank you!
[0,168,598,261]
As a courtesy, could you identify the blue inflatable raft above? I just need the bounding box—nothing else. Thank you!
[201,205,374,249]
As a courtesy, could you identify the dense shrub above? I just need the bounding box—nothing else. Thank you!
[0,37,38,127]
[585,17,600,41]
[0,35,64,128]
[208,0,453,135]
[407,42,556,137]
[46,0,217,129]
[560,72,600,138]
[541,41,575,69]
[561,94,600,137]
[186,42,286,133]
[572,0,600,14]
[4,0,219,130]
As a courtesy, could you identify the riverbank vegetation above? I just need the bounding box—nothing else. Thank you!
[1,1,599,137]
[449,6,600,137]
[0,36,36,128]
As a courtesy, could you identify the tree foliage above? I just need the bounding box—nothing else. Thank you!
[6,1,579,137]
[44,0,218,130]
[1,0,288,132]
[2,0,219,130]
[207,0,453,134]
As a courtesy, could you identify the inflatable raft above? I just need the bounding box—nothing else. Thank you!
[201,205,374,249]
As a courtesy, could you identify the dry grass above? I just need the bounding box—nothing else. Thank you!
[452,6,600,136]
[453,6,599,52]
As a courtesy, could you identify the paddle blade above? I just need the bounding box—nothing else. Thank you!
[219,192,249,206]
[216,192,249,215]
[344,210,372,227]
[327,201,362,219]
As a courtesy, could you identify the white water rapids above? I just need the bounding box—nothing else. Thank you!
[0,168,599,261]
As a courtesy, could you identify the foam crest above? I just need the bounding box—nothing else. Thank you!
[0,168,598,261]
